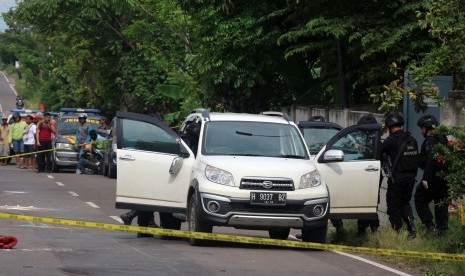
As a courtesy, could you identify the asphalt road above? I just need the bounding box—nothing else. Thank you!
[0,167,416,276]
[0,72,18,115]
[0,72,414,276]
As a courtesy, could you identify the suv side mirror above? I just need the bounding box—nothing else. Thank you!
[322,149,344,162]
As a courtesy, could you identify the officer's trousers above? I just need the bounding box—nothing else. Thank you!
[414,178,448,231]
[386,177,415,230]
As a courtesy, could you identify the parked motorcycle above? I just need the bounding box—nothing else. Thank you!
[16,99,24,109]
[80,147,104,175]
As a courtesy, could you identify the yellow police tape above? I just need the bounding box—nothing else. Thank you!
[0,212,464,262]
[0,138,112,161]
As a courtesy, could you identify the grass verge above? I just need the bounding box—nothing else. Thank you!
[327,216,465,275]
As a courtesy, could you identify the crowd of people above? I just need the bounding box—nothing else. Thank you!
[0,111,109,174]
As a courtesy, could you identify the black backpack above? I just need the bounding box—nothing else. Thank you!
[393,133,419,174]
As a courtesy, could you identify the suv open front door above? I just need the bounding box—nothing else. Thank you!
[115,112,194,213]
[313,124,382,219]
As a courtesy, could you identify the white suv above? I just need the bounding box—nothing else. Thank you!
[115,110,381,245]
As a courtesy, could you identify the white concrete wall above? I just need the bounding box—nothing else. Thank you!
[281,105,384,127]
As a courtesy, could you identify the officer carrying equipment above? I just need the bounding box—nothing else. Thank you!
[414,114,449,235]
[380,112,419,238]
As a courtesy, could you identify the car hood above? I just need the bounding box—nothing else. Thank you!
[56,135,75,144]
[198,155,316,180]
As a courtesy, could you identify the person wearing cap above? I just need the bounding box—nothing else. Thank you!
[75,113,92,174]
[35,112,56,173]
[0,115,11,166]
[8,112,27,167]
[98,117,109,131]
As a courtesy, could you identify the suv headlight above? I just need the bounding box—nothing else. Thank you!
[300,170,321,188]
[205,165,234,186]
[56,142,72,150]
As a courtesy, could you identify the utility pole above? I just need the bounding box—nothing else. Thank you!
[337,39,349,108]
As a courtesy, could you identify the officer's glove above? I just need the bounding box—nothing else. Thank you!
[422,180,428,190]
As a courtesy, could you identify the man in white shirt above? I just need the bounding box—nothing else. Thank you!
[22,115,36,169]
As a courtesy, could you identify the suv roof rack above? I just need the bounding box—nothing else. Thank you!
[59,108,101,115]
[260,111,290,122]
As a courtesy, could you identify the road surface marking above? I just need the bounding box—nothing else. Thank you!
[11,248,74,252]
[1,72,17,96]
[17,222,70,230]
[68,191,79,197]
[332,250,412,276]
[47,175,54,179]
[110,216,124,224]
[56,182,65,187]
[86,202,100,208]
[0,205,54,211]
[3,191,27,194]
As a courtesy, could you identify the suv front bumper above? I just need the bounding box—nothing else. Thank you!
[54,149,79,167]
[198,193,329,229]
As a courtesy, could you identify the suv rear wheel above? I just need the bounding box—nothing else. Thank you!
[102,161,108,176]
[108,163,116,179]
[188,193,212,246]
[301,224,327,244]
[268,228,290,240]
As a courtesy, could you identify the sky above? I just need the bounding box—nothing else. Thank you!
[0,0,17,32]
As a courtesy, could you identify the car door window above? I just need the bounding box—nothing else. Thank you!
[329,129,377,161]
[122,119,179,154]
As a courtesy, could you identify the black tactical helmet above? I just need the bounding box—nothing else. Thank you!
[357,114,378,125]
[385,113,404,128]
[417,114,438,129]
[12,111,21,119]
[308,115,326,122]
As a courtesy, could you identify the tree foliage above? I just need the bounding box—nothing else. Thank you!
[1,0,463,118]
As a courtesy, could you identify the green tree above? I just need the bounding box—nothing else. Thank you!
[279,0,435,110]
[181,0,296,113]
[4,0,197,119]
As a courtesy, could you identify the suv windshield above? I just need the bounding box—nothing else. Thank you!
[57,118,100,135]
[302,127,340,155]
[202,121,308,159]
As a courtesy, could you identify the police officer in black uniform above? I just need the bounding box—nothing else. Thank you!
[379,113,418,238]
[414,115,449,235]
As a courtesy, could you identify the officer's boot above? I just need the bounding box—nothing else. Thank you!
[120,210,137,225]
[406,216,416,239]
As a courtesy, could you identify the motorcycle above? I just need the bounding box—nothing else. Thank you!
[16,99,24,109]
[80,147,104,175]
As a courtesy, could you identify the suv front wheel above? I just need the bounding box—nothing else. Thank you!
[301,224,328,244]
[268,229,290,240]
[188,193,212,246]
[51,158,60,173]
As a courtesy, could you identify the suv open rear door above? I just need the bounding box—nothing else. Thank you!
[115,112,194,213]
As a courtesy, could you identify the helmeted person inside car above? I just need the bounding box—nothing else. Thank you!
[180,120,201,157]
[414,115,449,236]
[379,113,419,239]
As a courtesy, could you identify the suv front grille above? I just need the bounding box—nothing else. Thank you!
[240,177,294,191]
